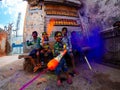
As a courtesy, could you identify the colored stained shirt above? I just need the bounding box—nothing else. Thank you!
[42,38,50,50]
[54,41,66,57]
[62,34,72,52]
[27,37,42,49]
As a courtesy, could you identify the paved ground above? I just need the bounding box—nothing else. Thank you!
[0,55,120,90]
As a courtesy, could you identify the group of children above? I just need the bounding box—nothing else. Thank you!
[19,27,79,86]
[27,31,53,72]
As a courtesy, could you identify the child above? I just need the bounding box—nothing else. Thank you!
[54,31,72,86]
[40,32,53,65]
[19,31,43,72]
[62,27,79,74]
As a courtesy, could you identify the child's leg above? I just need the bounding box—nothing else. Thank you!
[33,51,42,72]
[39,50,45,65]
[36,50,41,66]
[65,72,72,84]
[62,57,73,84]
[55,62,63,86]
[69,52,79,74]
[27,49,42,72]
[27,56,36,67]
[70,53,76,69]
[47,49,53,59]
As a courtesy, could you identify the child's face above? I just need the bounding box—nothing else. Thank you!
[42,34,48,39]
[55,33,62,42]
[32,33,37,39]
[62,29,67,36]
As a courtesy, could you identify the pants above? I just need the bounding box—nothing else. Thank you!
[55,57,68,75]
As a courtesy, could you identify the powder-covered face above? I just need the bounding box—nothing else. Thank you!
[42,34,49,41]
[55,33,63,42]
[32,33,37,39]
[62,29,67,36]
[42,33,48,38]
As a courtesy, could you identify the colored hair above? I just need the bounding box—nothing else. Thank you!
[54,31,62,37]
[42,32,47,35]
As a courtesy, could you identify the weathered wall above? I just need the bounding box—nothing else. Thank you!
[23,1,82,53]
[45,4,82,42]
[23,3,45,53]
[79,0,120,64]
[0,31,7,57]
[80,0,120,32]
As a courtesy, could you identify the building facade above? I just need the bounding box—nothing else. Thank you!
[23,0,82,52]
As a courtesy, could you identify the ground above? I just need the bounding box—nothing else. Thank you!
[0,55,120,90]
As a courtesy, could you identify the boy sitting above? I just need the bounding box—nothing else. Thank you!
[53,31,72,86]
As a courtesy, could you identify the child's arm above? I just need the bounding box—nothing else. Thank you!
[54,42,61,56]
[26,40,33,46]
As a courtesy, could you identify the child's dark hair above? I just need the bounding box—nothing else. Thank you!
[62,27,67,32]
[42,32,47,35]
[32,31,38,36]
[54,31,62,37]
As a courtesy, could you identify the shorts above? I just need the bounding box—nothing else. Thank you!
[29,48,43,58]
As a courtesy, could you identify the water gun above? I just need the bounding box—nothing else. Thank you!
[47,49,67,71]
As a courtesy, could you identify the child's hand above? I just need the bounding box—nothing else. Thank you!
[63,44,66,49]
[26,40,29,43]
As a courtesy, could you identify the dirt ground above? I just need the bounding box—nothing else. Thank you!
[0,55,120,90]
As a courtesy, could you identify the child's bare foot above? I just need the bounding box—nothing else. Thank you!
[57,80,62,86]
[33,66,40,72]
[67,77,72,84]
[37,63,41,67]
